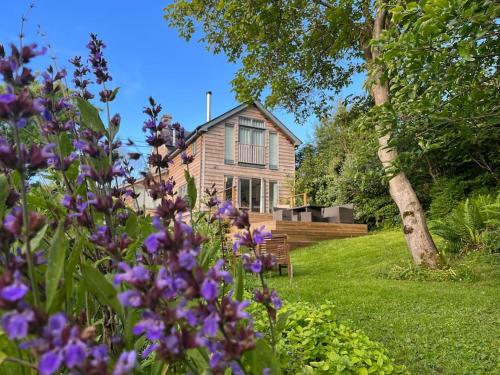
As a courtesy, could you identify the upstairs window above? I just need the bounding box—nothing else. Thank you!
[239,116,264,129]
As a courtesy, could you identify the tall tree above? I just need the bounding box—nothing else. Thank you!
[165,0,440,267]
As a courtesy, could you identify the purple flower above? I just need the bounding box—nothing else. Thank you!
[208,260,233,284]
[90,345,108,367]
[0,93,16,104]
[39,349,63,375]
[2,309,34,339]
[64,333,87,368]
[114,262,150,286]
[250,259,262,274]
[202,312,220,337]
[1,271,29,301]
[178,249,196,270]
[271,290,282,310]
[253,225,271,245]
[133,314,165,340]
[3,207,22,237]
[112,350,136,375]
[60,194,73,209]
[118,290,143,308]
[143,232,165,254]
[231,362,245,375]
[47,313,67,335]
[200,279,218,302]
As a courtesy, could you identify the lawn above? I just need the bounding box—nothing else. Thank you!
[265,230,500,374]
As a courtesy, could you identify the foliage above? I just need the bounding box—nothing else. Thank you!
[0,35,287,374]
[267,231,500,374]
[371,0,500,183]
[432,194,500,255]
[295,101,399,228]
[428,176,498,219]
[252,302,406,375]
[165,0,374,122]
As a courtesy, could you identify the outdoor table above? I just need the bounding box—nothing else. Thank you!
[290,204,325,221]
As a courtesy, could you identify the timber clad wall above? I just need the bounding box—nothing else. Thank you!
[158,104,297,211]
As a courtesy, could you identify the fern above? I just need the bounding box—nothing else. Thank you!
[432,193,500,255]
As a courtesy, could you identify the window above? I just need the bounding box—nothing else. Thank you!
[224,124,234,164]
[191,140,196,155]
[239,116,264,129]
[269,181,278,211]
[239,178,250,209]
[269,132,278,169]
[224,176,234,202]
[239,126,264,146]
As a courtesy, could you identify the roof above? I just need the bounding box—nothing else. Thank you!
[169,100,302,158]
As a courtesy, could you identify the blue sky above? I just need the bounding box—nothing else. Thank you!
[3,0,365,148]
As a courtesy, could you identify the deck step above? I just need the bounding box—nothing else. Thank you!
[231,220,368,250]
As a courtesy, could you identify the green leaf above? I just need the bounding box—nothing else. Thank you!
[76,97,106,133]
[250,339,282,375]
[235,258,244,302]
[29,224,48,252]
[0,350,6,366]
[65,235,84,304]
[0,174,8,219]
[125,212,139,238]
[45,224,68,311]
[185,348,210,373]
[184,170,197,208]
[80,263,123,316]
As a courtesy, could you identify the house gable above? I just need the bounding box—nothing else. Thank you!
[200,101,301,146]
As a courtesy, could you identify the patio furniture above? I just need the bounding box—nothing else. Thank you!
[257,234,292,278]
[273,209,292,221]
[321,206,354,224]
[291,204,324,222]
[299,211,313,222]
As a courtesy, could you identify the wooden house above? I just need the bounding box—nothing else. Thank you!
[135,97,302,213]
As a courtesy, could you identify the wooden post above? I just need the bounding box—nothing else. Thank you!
[232,185,236,206]
[303,192,307,206]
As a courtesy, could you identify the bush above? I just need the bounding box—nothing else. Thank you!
[432,193,500,255]
[429,177,498,219]
[252,302,407,374]
[428,178,468,219]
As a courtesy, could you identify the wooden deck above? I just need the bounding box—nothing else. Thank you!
[245,219,368,250]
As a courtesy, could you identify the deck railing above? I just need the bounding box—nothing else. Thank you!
[290,192,308,207]
[238,144,265,165]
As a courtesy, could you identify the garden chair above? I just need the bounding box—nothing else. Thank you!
[273,208,292,221]
[257,234,293,279]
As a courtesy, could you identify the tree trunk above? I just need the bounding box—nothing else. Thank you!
[369,4,440,268]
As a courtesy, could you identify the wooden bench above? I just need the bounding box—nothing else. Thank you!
[256,234,293,279]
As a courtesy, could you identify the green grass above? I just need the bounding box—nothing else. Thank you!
[265,230,500,374]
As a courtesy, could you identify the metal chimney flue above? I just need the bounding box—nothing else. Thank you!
[206,91,212,122]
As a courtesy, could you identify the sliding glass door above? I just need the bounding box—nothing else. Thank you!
[238,178,265,212]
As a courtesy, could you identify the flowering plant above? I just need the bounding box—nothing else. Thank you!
[0,32,282,374]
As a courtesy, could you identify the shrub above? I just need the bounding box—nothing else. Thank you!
[252,302,407,374]
[432,194,500,255]
[428,177,468,219]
